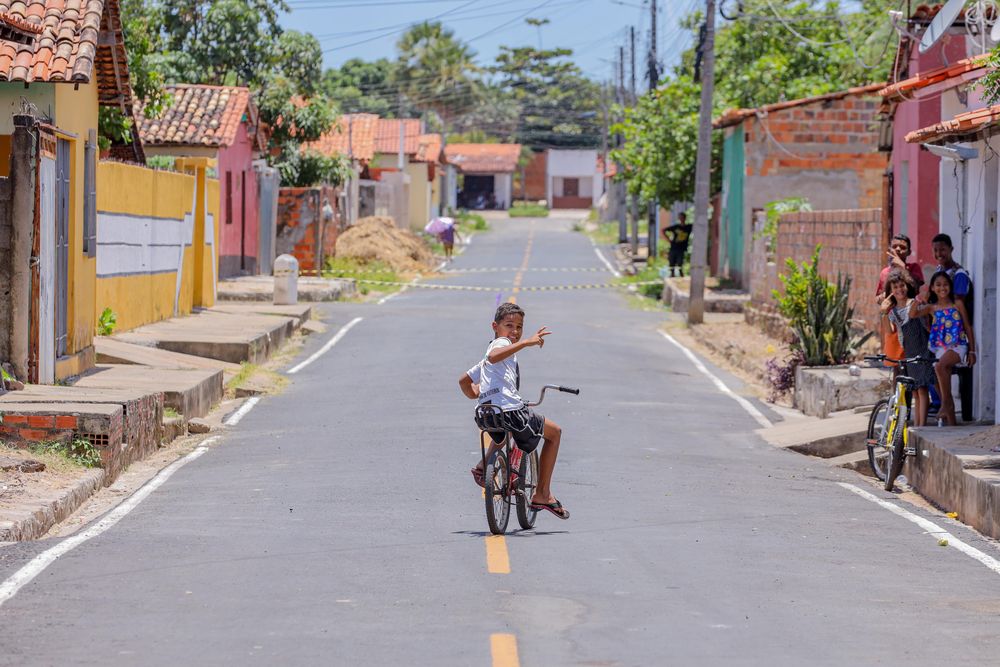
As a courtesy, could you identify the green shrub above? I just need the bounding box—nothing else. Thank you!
[97,307,117,336]
[774,246,873,365]
[30,437,102,468]
[509,201,550,218]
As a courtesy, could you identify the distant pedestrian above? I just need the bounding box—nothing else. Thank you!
[910,271,977,426]
[880,269,933,426]
[439,223,460,262]
[874,233,924,298]
[662,212,693,278]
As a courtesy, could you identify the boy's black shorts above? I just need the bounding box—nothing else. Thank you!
[482,406,546,453]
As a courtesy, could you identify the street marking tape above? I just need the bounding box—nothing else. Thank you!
[224,396,260,426]
[485,535,510,574]
[441,267,608,273]
[355,279,662,292]
[660,331,773,428]
[0,438,219,608]
[287,317,363,374]
[838,482,1000,576]
[491,633,520,667]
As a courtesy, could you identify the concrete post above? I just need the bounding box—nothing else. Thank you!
[8,115,36,380]
[979,146,997,423]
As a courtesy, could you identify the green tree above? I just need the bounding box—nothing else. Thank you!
[491,46,602,149]
[320,58,399,117]
[395,22,479,130]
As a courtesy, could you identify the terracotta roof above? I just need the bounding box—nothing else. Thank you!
[713,83,886,129]
[596,154,617,178]
[137,85,255,149]
[307,113,378,162]
[375,118,422,155]
[0,0,101,83]
[444,143,522,173]
[879,55,990,101]
[905,105,1000,144]
[414,133,442,163]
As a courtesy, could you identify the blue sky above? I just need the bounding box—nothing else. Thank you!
[279,0,703,83]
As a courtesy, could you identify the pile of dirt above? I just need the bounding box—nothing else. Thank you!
[334,216,433,273]
[956,425,1000,451]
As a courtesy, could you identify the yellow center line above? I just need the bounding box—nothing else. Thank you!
[485,535,510,574]
[508,225,535,303]
[490,633,520,667]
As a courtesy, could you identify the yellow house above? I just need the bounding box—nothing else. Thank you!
[0,0,144,383]
[372,119,441,229]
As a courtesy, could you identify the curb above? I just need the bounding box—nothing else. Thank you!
[0,468,106,541]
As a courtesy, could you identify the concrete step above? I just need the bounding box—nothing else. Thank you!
[210,303,313,329]
[74,365,223,419]
[756,411,868,458]
[112,310,296,365]
[825,449,873,475]
[96,337,240,374]
[217,276,355,302]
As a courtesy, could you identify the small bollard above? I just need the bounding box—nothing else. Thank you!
[273,254,299,305]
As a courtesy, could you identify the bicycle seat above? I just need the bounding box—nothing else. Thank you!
[474,404,507,433]
[897,375,917,386]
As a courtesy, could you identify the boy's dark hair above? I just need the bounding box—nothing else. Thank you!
[494,302,525,323]
[932,233,953,248]
[928,270,953,304]
[891,233,911,251]
[884,268,916,299]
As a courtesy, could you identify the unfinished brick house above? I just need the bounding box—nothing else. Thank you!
[714,84,888,287]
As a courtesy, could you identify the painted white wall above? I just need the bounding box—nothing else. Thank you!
[96,212,194,277]
[546,149,601,205]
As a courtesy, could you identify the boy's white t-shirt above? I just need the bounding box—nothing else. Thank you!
[467,337,523,411]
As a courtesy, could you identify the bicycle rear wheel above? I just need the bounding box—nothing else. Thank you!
[884,417,906,491]
[516,449,540,529]
[485,448,510,535]
[866,398,891,481]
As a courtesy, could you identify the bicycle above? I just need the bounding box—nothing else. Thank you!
[864,354,934,491]
[474,384,580,535]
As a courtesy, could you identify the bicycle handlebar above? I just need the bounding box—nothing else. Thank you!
[863,354,934,366]
[526,384,581,407]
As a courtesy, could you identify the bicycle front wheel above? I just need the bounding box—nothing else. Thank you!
[866,398,891,481]
[485,448,510,535]
[516,449,540,529]
[884,417,907,492]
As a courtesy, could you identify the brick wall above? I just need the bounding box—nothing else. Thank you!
[276,186,340,273]
[522,151,547,201]
[770,209,883,331]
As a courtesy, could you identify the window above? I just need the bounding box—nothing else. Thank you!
[564,177,579,197]
[83,131,96,257]
[225,171,233,224]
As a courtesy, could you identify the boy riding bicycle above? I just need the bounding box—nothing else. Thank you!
[458,302,569,520]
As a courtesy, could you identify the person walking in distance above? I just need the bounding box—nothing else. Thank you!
[662,212,693,278]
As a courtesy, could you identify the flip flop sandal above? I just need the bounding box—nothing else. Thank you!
[471,467,485,488]
[529,499,570,520]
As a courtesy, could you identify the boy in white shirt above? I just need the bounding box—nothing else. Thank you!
[458,302,569,520]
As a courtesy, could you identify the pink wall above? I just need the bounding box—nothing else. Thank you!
[218,121,260,278]
[891,37,967,276]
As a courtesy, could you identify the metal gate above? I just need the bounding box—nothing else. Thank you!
[54,138,70,357]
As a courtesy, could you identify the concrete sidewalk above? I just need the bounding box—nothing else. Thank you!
[755,409,871,472]
[218,275,355,302]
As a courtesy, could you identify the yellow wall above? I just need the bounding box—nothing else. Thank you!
[205,177,220,307]
[95,162,198,332]
[54,82,99,376]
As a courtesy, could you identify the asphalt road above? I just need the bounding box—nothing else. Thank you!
[3,214,1000,666]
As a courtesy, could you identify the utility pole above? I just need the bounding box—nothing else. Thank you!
[619,45,629,244]
[646,0,659,260]
[630,26,637,104]
[688,0,716,324]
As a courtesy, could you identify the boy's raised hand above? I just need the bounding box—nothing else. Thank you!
[526,326,551,348]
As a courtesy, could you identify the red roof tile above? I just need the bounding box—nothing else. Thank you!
[414,133,442,163]
[136,84,255,149]
[375,118,422,155]
[713,83,886,129]
[905,105,1000,144]
[444,143,522,173]
[306,113,378,163]
[879,55,989,101]
[0,0,102,84]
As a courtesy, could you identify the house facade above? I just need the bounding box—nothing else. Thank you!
[546,149,603,209]
[444,143,522,210]
[714,84,886,287]
[136,84,267,279]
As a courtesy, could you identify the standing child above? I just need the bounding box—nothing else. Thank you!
[909,271,977,426]
[880,269,933,426]
[458,302,570,519]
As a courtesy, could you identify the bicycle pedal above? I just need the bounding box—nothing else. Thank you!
[905,447,916,457]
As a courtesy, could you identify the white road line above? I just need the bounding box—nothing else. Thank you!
[592,245,621,277]
[377,277,419,306]
[0,439,217,608]
[224,396,260,426]
[660,331,772,428]
[286,317,363,374]
[838,482,1000,576]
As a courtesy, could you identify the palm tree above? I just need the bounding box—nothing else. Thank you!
[395,22,480,131]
